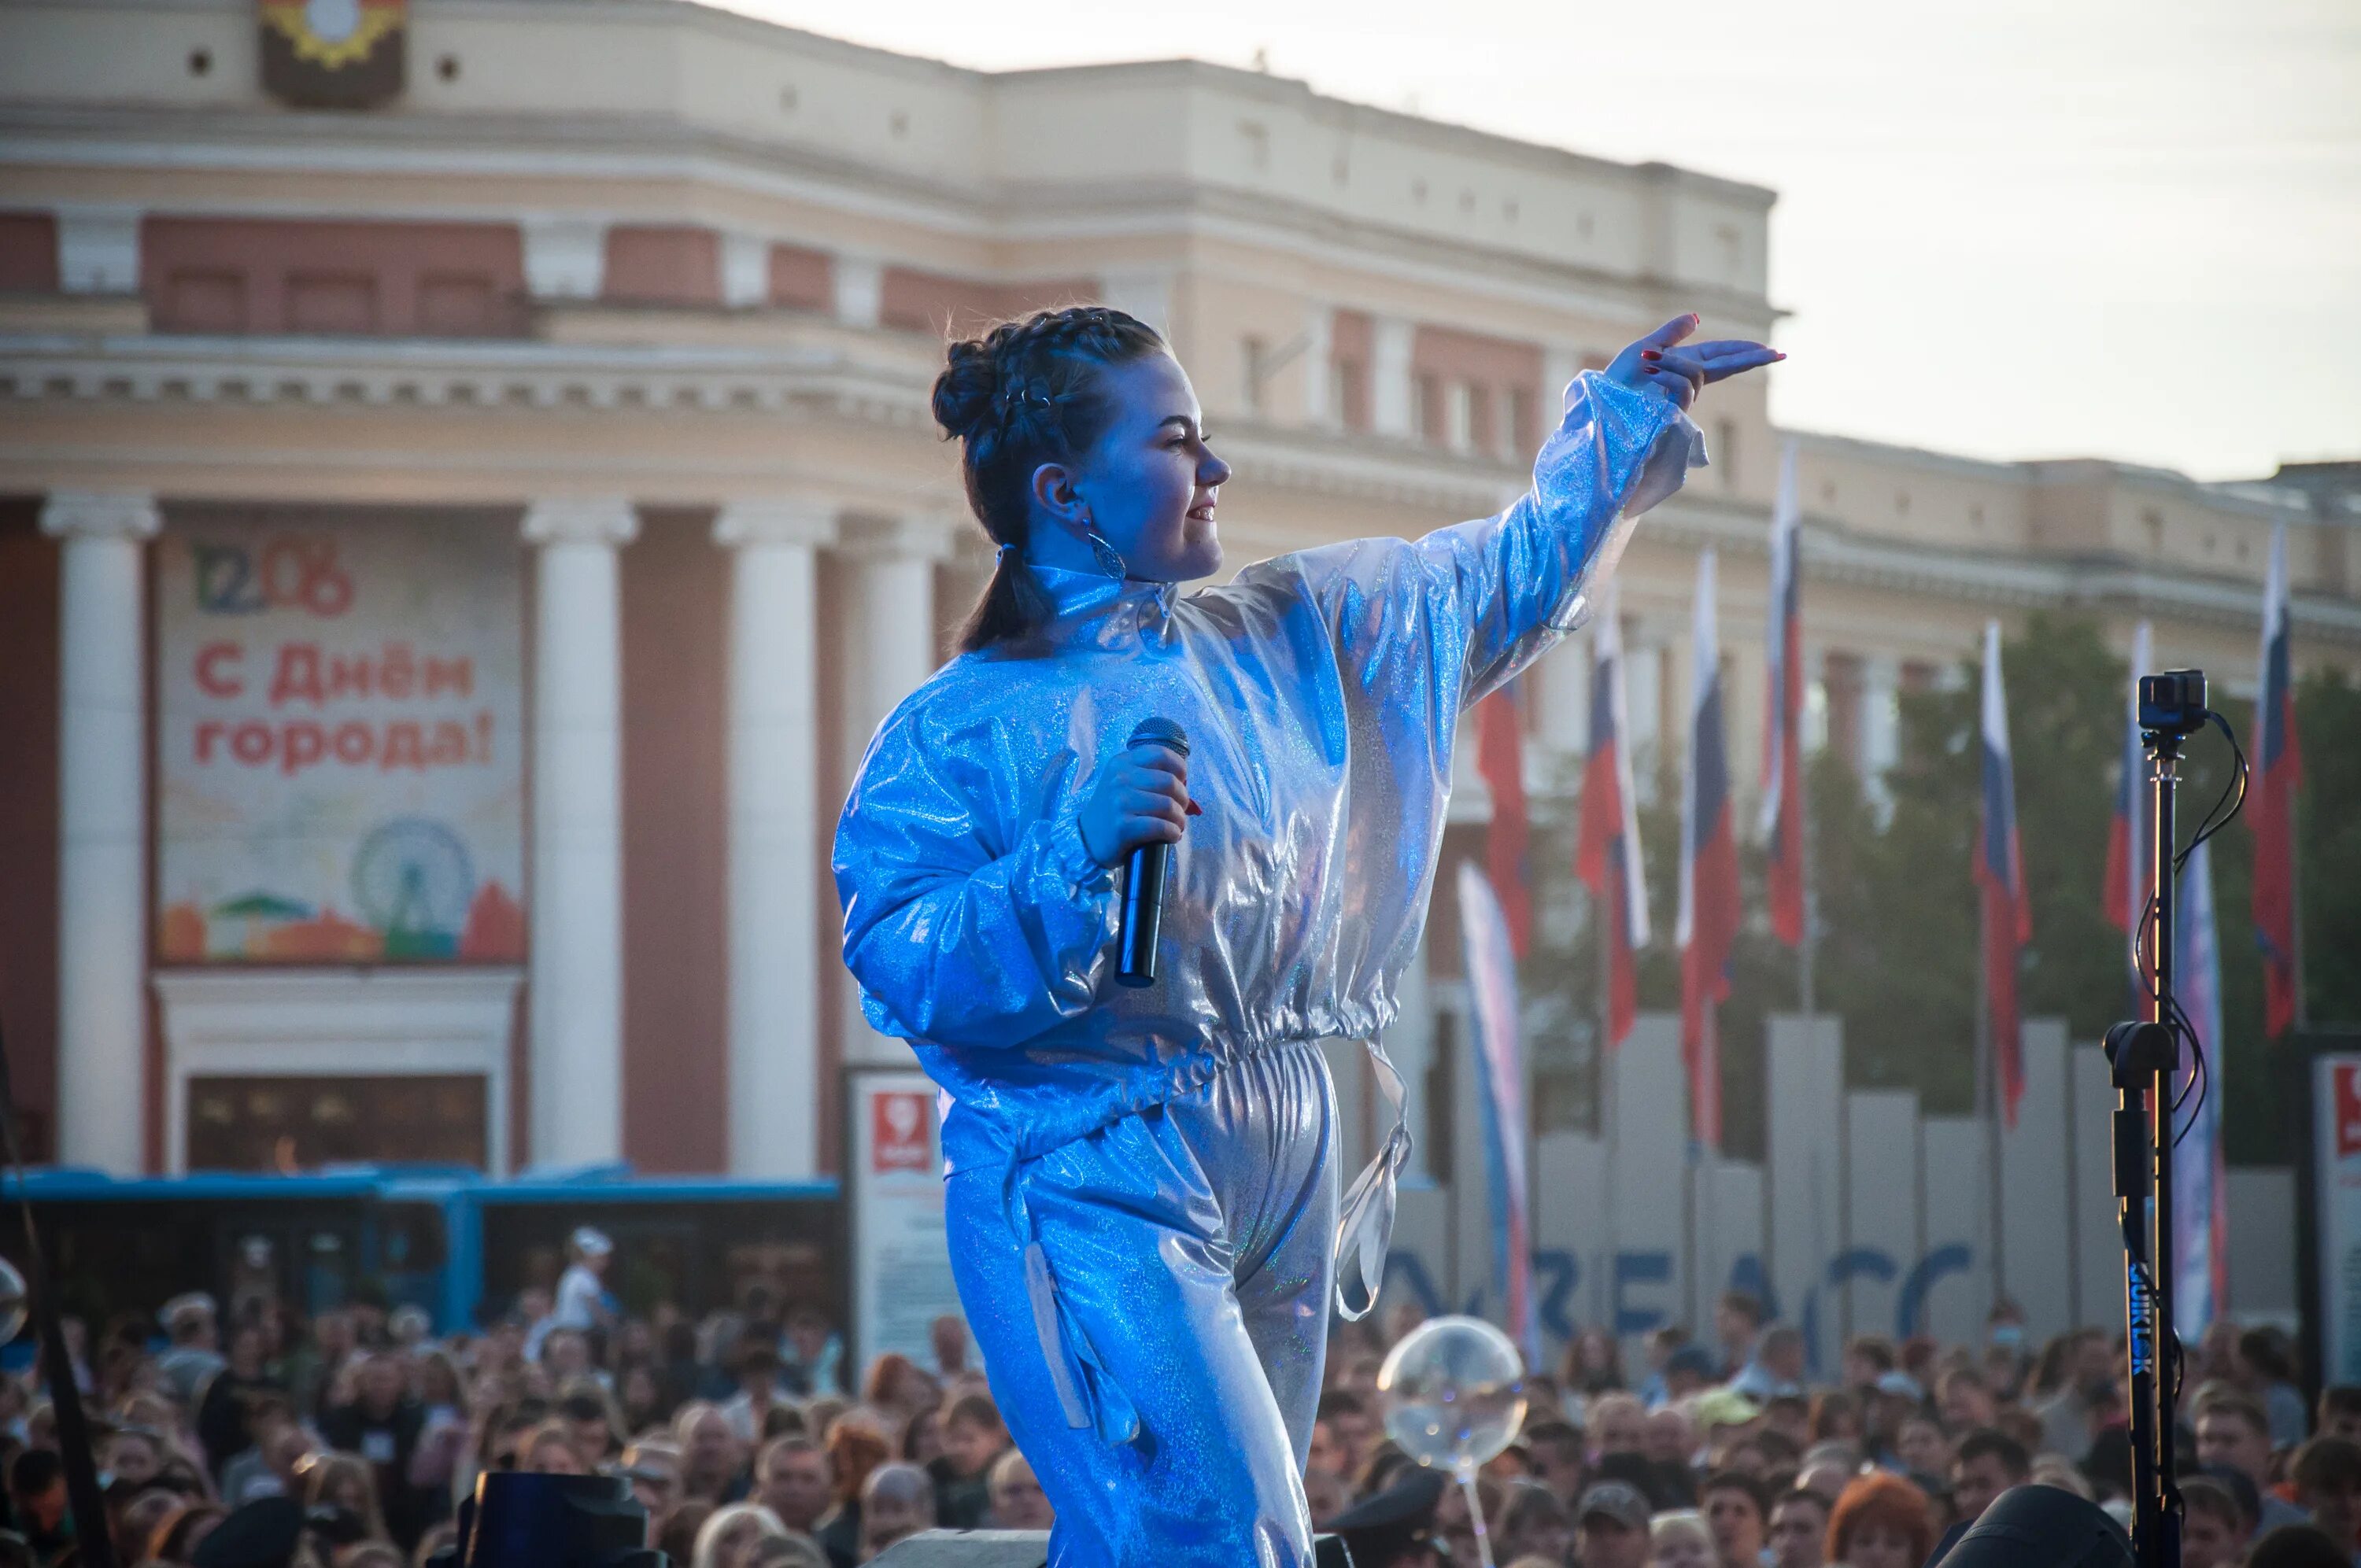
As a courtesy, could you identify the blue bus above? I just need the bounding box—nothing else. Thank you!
[0,1164,845,1337]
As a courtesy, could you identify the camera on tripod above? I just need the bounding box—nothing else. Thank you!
[2137,670,2208,737]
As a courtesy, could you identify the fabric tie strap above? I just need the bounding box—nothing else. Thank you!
[1003,1157,1141,1445]
[1333,1040,1413,1321]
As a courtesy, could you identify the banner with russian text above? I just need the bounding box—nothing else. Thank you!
[156,514,527,963]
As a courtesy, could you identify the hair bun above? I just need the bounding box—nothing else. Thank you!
[932,335,1001,444]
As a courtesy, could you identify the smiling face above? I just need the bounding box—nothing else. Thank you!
[1040,350,1229,583]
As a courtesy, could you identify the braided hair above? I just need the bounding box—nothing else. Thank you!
[931,305,1166,653]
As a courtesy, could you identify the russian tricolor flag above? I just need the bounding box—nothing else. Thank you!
[1576,583,1650,1050]
[1975,621,2032,1128]
[2173,835,2230,1337]
[1476,679,1532,961]
[1458,859,1535,1364]
[2104,622,2156,991]
[1678,552,1739,1153]
[2253,522,2304,1039]
[1759,438,1806,948]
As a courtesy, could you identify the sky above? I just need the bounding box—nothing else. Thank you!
[715,0,2359,483]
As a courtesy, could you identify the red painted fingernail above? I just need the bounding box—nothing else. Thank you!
[1640,349,1662,361]
[1186,799,1203,816]
[1643,366,1659,373]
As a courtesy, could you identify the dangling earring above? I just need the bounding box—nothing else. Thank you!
[1081,518,1128,579]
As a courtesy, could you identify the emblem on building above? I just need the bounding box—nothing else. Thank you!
[259,0,407,108]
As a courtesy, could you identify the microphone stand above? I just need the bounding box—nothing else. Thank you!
[2104,670,2207,1568]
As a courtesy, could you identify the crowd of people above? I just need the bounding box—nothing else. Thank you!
[1320,1290,2361,1568]
[0,1227,2349,1568]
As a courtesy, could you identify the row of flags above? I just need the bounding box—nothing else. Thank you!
[1465,445,2307,1334]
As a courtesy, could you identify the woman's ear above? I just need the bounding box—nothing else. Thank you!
[1029,460,1088,529]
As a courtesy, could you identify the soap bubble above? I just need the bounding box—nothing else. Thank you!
[0,1259,26,1345]
[1376,1314,1528,1472]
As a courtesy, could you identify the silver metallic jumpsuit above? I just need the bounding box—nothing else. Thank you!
[833,369,1702,1566]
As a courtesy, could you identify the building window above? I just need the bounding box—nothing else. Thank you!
[1715,418,1738,489]
[1242,334,1268,414]
[1446,381,1473,452]
[2142,507,2165,552]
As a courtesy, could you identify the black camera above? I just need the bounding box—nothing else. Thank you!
[2137,669,2208,738]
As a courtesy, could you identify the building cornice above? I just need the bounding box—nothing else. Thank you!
[0,328,935,424]
[1642,496,2361,643]
[8,328,2348,642]
[0,108,1780,324]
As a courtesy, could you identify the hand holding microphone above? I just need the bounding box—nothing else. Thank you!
[1077,719,1194,987]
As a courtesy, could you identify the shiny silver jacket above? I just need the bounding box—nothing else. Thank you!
[833,369,1703,1313]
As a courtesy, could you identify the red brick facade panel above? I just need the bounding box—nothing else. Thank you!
[768,244,833,312]
[878,268,1096,337]
[603,225,722,308]
[142,218,527,336]
[1413,323,1545,455]
[0,212,59,293]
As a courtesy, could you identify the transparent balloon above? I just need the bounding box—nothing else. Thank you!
[0,1259,25,1345]
[1377,1315,1528,1568]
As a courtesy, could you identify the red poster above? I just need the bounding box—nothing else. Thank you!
[2336,1064,2361,1159]
[872,1092,931,1174]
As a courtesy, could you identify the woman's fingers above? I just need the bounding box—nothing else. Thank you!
[1125,762,1188,799]
[1129,746,1188,780]
[1647,352,1709,393]
[1123,787,1187,824]
[1640,313,1701,349]
[1641,358,1702,408]
[1650,345,1783,394]
[1690,343,1786,382]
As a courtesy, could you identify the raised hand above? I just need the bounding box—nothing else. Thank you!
[1603,314,1784,412]
[1077,740,1191,869]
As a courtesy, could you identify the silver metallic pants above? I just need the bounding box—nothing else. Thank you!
[946,1040,1339,1567]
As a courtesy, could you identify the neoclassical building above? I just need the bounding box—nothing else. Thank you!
[1,0,2352,1179]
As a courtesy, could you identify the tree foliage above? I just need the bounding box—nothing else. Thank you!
[1517,611,2359,1166]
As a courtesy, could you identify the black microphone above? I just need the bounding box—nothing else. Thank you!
[1116,718,1188,989]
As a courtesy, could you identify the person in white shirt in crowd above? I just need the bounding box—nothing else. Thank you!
[1729,1326,1808,1404]
[527,1227,617,1362]
[157,1293,227,1406]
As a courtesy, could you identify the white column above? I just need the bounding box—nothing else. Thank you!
[837,514,955,1064]
[1099,267,1174,339]
[1861,652,1901,820]
[42,491,161,1173]
[1302,304,1335,426]
[1372,315,1416,439]
[832,253,885,329]
[1626,640,1665,802]
[521,496,639,1168]
[720,233,770,310]
[714,500,839,1177]
[1543,342,1583,411]
[521,216,608,301]
[56,205,142,295]
[1535,638,1591,758]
